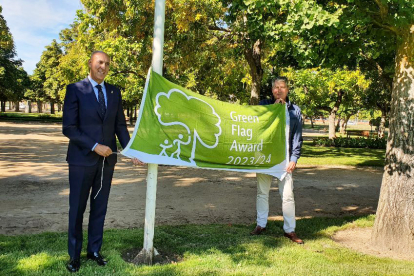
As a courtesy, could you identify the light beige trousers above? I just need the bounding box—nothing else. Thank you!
[256,173,295,233]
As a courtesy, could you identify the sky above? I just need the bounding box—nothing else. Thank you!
[1,0,83,74]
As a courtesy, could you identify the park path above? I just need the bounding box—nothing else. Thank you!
[0,121,383,235]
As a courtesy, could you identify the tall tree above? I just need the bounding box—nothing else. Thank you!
[285,67,369,138]
[59,0,344,106]
[56,0,250,111]
[283,0,413,253]
[30,40,64,114]
[321,0,414,255]
[0,5,24,112]
[42,40,64,114]
[218,0,343,104]
[28,70,46,113]
[367,0,414,256]
[362,69,392,137]
[9,66,30,111]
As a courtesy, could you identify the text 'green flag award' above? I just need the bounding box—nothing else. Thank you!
[122,70,290,179]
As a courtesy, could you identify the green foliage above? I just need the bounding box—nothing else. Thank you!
[37,113,52,119]
[28,40,64,105]
[369,117,389,128]
[0,6,28,104]
[285,67,370,120]
[221,0,346,103]
[24,0,414,117]
[313,137,387,149]
[0,112,62,122]
[55,0,249,106]
[62,0,351,105]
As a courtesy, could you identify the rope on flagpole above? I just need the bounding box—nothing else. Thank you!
[93,152,118,200]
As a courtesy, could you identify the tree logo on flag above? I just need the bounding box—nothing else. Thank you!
[154,88,222,164]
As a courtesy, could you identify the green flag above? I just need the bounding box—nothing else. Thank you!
[122,70,289,179]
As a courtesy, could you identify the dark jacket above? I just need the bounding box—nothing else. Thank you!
[62,78,130,166]
[259,97,303,163]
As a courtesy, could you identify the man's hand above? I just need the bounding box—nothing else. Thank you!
[131,158,145,166]
[275,98,286,104]
[94,144,112,157]
[286,161,296,173]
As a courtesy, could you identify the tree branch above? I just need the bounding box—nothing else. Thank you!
[373,0,388,20]
[371,18,399,35]
[360,51,383,73]
[112,70,146,81]
[360,51,393,91]
[208,25,231,32]
[319,106,332,112]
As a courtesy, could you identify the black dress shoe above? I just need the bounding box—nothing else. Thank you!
[87,252,108,266]
[66,258,80,273]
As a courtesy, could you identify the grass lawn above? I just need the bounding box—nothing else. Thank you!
[300,141,385,167]
[1,216,413,275]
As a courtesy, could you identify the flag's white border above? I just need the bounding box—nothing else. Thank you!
[122,68,152,153]
[121,69,289,180]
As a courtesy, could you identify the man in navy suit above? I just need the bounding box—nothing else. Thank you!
[63,51,142,272]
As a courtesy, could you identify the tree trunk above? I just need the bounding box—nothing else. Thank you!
[328,90,344,139]
[128,106,133,125]
[244,38,263,105]
[378,111,387,138]
[14,101,20,112]
[328,112,336,139]
[50,101,55,114]
[37,101,43,113]
[340,119,345,134]
[371,28,414,257]
[340,114,352,135]
[310,117,314,128]
[25,100,32,113]
[57,103,62,112]
[8,101,12,110]
[335,117,341,132]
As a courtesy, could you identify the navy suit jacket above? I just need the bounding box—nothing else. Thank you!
[62,78,130,166]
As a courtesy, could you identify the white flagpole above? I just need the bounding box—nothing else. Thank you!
[137,0,165,265]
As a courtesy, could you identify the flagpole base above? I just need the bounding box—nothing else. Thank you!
[133,248,160,265]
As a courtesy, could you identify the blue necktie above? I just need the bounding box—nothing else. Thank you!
[96,84,106,117]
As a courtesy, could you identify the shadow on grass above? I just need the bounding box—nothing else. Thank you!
[0,215,379,275]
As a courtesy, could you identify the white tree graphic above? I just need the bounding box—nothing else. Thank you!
[154,89,222,164]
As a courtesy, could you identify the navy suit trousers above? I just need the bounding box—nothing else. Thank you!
[68,158,115,259]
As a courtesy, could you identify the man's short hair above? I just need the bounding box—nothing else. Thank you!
[90,51,109,60]
[272,76,289,87]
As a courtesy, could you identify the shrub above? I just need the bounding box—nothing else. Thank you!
[313,137,386,149]
[0,112,62,122]
[38,113,52,119]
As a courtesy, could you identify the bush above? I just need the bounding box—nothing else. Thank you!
[313,137,387,149]
[0,112,62,122]
[38,113,52,119]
